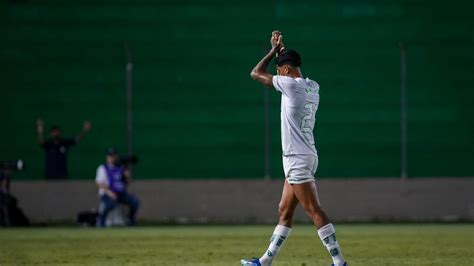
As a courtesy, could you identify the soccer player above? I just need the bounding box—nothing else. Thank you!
[241,31,347,266]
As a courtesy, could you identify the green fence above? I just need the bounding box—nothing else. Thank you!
[1,0,473,179]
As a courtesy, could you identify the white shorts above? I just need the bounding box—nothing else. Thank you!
[283,154,318,184]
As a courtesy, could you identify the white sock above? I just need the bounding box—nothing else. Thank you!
[317,223,345,266]
[259,225,292,265]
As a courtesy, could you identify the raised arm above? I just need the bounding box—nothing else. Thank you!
[36,118,45,146]
[75,120,91,143]
[250,31,284,87]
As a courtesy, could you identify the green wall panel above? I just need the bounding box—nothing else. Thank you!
[1,0,473,179]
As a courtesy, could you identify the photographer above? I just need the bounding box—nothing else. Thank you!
[95,148,139,227]
[0,162,29,227]
[36,118,91,179]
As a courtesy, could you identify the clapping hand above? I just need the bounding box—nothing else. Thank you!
[271,30,285,53]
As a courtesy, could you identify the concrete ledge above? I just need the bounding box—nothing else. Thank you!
[9,178,474,223]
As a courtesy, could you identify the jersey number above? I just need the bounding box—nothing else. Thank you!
[301,102,317,145]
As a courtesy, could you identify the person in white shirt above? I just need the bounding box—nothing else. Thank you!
[241,31,347,266]
[95,148,139,227]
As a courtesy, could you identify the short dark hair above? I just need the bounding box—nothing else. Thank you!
[275,49,301,67]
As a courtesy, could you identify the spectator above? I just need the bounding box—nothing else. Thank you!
[36,119,91,179]
[95,148,139,227]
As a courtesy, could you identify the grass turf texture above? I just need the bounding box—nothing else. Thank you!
[0,224,473,265]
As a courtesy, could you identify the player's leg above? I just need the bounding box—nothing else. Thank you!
[258,179,299,265]
[278,179,300,227]
[291,181,328,227]
[241,180,299,266]
[97,194,117,227]
[292,181,346,266]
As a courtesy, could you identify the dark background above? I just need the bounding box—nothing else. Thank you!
[1,0,473,179]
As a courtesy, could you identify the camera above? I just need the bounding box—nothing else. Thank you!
[0,160,25,171]
[117,155,138,167]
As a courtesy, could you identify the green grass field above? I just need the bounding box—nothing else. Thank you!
[1,224,473,265]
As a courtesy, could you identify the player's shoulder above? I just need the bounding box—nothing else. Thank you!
[274,75,299,84]
[299,77,319,90]
[309,79,320,89]
[273,75,299,90]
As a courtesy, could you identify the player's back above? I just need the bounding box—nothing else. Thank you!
[272,75,319,156]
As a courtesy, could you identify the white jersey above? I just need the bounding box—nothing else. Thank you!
[95,165,109,195]
[272,75,319,156]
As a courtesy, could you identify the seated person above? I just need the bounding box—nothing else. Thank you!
[95,148,139,227]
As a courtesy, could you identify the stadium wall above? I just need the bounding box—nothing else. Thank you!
[2,1,474,180]
[10,178,474,224]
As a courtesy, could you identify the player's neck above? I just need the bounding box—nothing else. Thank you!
[287,67,303,79]
[287,71,303,79]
